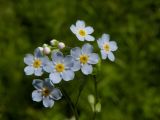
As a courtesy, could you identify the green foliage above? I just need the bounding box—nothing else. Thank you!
[0,0,160,119]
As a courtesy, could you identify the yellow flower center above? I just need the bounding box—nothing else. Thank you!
[55,63,65,72]
[79,29,86,36]
[103,43,110,52]
[33,59,42,68]
[42,88,50,97]
[80,54,89,64]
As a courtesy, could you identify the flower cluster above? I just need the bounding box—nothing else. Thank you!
[24,20,118,108]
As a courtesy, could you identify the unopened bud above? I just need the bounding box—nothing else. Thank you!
[43,46,51,54]
[43,44,48,47]
[50,39,58,46]
[58,42,65,49]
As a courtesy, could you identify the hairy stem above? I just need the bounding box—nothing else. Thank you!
[93,75,98,120]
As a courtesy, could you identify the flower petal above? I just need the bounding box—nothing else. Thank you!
[100,50,107,60]
[70,25,77,34]
[109,41,118,51]
[76,34,85,41]
[52,51,64,63]
[43,61,54,73]
[62,70,75,81]
[71,60,81,71]
[88,53,99,64]
[34,48,43,58]
[85,26,94,34]
[32,79,44,89]
[49,73,62,84]
[81,64,93,75]
[24,54,34,65]
[85,35,95,41]
[102,34,110,42]
[71,47,81,59]
[34,68,43,76]
[108,52,115,61]
[43,78,54,90]
[43,96,54,108]
[24,66,34,75]
[64,55,73,68]
[32,90,42,102]
[76,20,85,28]
[50,88,62,100]
[82,43,93,54]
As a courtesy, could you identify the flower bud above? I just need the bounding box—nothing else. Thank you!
[43,46,51,54]
[50,39,58,46]
[43,44,48,47]
[58,42,65,49]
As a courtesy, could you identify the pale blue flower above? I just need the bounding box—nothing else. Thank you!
[97,34,118,61]
[44,51,75,84]
[70,20,95,41]
[24,48,49,76]
[71,43,99,75]
[32,78,62,108]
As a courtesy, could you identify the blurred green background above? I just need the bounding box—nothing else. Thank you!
[0,0,160,120]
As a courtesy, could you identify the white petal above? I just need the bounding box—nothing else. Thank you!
[85,35,95,41]
[34,48,43,58]
[109,41,118,51]
[62,70,75,81]
[52,51,64,63]
[102,33,110,42]
[71,47,81,59]
[100,50,108,60]
[24,66,34,75]
[43,61,54,73]
[32,90,42,102]
[76,34,85,41]
[50,88,62,100]
[70,25,77,34]
[88,53,99,64]
[108,52,115,61]
[43,96,54,108]
[76,20,85,28]
[85,26,94,34]
[24,54,34,65]
[34,68,43,76]
[97,38,104,48]
[49,73,62,84]
[64,55,73,68]
[71,60,81,71]
[32,79,43,89]
[82,43,93,54]
[81,64,93,75]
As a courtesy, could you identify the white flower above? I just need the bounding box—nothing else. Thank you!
[58,42,65,49]
[44,51,75,84]
[71,43,99,75]
[97,34,118,61]
[70,20,95,41]
[24,48,49,76]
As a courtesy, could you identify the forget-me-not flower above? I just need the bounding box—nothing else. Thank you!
[32,78,62,108]
[97,34,118,61]
[70,20,95,41]
[44,51,75,84]
[71,43,99,75]
[24,48,49,76]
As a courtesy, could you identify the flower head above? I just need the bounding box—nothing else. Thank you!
[70,20,95,41]
[97,34,118,61]
[24,48,49,76]
[71,43,99,75]
[44,51,75,84]
[32,78,62,108]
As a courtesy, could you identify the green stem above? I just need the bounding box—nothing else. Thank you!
[61,88,79,120]
[93,75,98,120]
[75,76,86,107]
